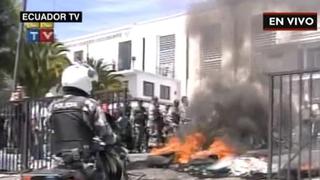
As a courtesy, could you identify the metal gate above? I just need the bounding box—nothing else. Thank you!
[268,69,320,180]
[0,88,129,173]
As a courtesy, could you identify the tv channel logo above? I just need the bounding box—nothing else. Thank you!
[263,12,317,31]
[25,22,54,43]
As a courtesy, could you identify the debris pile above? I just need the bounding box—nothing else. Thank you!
[145,134,270,179]
[171,156,269,179]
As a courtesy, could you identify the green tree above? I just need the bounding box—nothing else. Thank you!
[0,0,18,102]
[18,42,70,98]
[0,0,70,98]
[0,0,19,92]
[0,71,9,90]
[86,58,124,92]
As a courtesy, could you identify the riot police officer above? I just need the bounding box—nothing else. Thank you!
[47,63,125,180]
[147,97,164,148]
[116,109,134,151]
[131,100,147,152]
[163,100,181,137]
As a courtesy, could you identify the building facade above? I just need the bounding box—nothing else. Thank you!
[63,13,188,102]
[62,3,320,102]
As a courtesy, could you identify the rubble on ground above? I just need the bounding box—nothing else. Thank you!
[127,153,270,179]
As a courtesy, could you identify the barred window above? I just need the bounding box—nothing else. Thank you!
[143,81,154,97]
[118,41,132,71]
[160,85,170,100]
[305,47,320,69]
[200,24,222,76]
[158,34,175,78]
[74,50,83,62]
[251,14,276,48]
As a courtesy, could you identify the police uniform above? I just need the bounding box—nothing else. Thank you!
[116,109,133,151]
[147,103,164,147]
[48,95,117,154]
[131,105,147,151]
[52,63,126,180]
[163,106,180,137]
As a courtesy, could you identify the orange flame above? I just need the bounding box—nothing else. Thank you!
[191,138,235,160]
[151,133,235,164]
[301,163,313,171]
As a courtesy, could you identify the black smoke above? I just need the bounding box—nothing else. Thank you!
[177,0,320,150]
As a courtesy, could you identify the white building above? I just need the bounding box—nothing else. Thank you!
[63,13,190,102]
[62,3,320,102]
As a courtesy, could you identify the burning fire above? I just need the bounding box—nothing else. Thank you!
[191,138,235,160]
[301,163,313,171]
[151,133,236,164]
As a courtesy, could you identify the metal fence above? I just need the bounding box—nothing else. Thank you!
[268,69,320,180]
[95,88,130,116]
[0,89,129,173]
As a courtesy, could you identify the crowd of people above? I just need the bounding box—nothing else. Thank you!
[0,63,191,179]
[110,96,190,153]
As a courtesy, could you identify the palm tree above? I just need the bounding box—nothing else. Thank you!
[86,58,124,92]
[18,42,70,98]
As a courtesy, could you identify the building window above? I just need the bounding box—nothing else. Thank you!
[118,41,132,71]
[143,81,154,97]
[312,79,320,102]
[157,34,175,78]
[199,24,222,77]
[305,47,320,69]
[251,14,276,48]
[74,50,83,62]
[160,85,170,100]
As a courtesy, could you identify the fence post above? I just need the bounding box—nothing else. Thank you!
[267,75,274,180]
[21,100,30,171]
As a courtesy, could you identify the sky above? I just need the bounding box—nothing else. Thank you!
[27,0,197,40]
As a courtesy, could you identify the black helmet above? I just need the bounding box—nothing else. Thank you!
[173,99,180,106]
[152,96,159,103]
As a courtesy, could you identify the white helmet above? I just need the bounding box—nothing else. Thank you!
[45,92,54,97]
[61,63,98,95]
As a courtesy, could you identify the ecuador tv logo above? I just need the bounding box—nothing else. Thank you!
[25,22,54,43]
[21,11,83,43]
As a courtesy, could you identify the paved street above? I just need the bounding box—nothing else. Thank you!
[0,174,19,180]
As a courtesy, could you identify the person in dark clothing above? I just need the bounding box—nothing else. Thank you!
[163,100,181,138]
[131,100,148,152]
[105,112,120,133]
[147,97,164,148]
[47,63,125,180]
[116,110,134,151]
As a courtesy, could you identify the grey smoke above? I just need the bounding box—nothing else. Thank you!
[178,71,269,150]
[177,0,320,149]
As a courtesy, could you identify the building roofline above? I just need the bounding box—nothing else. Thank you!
[113,69,180,82]
[62,25,133,44]
[135,11,187,25]
[62,12,187,44]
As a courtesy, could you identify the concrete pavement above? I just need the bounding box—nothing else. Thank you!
[0,174,19,180]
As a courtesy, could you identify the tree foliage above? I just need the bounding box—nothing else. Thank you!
[86,58,124,92]
[18,42,70,97]
[0,0,19,90]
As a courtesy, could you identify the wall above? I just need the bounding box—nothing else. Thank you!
[118,72,137,97]
[129,14,187,95]
[63,14,189,97]
[115,70,180,103]
[135,71,181,103]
